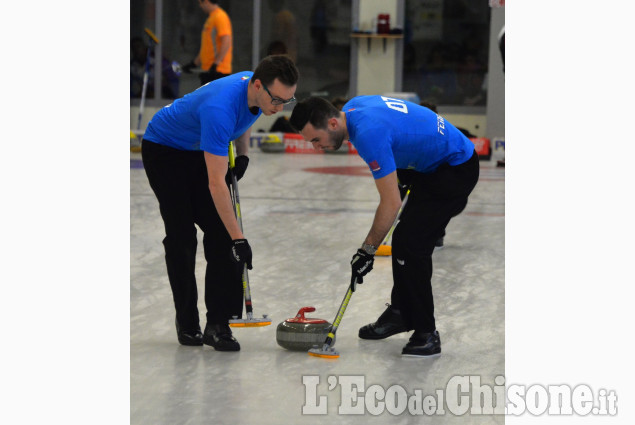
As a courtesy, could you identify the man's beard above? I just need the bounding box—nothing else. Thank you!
[328,128,346,150]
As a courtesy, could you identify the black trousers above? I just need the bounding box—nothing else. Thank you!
[141,139,243,331]
[199,71,229,86]
[391,151,480,333]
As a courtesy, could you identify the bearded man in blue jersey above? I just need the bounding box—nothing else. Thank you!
[142,55,298,351]
[289,96,479,357]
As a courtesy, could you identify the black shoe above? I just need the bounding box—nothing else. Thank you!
[358,304,409,340]
[203,324,240,351]
[401,330,441,357]
[434,237,444,249]
[176,320,203,346]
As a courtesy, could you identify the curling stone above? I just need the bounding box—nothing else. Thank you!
[276,307,334,351]
[259,134,285,153]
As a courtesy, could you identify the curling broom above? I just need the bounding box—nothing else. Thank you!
[227,141,271,327]
[308,276,360,359]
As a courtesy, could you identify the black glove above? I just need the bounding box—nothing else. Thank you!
[181,61,196,73]
[230,239,253,270]
[225,155,249,186]
[350,248,374,284]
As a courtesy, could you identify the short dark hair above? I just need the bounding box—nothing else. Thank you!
[251,55,299,88]
[420,101,438,113]
[330,97,348,110]
[289,97,340,132]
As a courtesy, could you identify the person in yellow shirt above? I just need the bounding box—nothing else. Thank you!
[182,0,233,85]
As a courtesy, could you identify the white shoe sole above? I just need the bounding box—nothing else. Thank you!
[401,352,441,358]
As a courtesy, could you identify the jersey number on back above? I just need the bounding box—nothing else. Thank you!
[381,96,408,114]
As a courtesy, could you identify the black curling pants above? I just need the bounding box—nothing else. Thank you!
[141,139,244,331]
[391,151,480,333]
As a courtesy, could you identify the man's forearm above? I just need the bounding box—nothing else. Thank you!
[214,35,232,65]
[234,130,250,157]
[209,180,244,240]
[204,151,244,240]
[364,199,401,248]
[364,171,402,247]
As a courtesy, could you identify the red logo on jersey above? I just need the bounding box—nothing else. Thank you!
[369,160,381,172]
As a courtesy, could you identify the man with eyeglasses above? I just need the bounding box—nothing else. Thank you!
[141,55,298,351]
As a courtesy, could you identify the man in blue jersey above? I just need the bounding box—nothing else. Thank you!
[289,96,479,357]
[141,55,298,351]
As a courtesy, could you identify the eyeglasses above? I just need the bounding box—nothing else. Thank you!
[262,82,296,106]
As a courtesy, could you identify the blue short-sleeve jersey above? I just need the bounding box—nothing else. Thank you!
[343,96,475,179]
[143,72,261,155]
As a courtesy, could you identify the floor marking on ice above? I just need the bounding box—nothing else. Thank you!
[131,159,144,169]
[303,166,371,176]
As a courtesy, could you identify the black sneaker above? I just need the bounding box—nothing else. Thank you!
[175,320,203,346]
[434,237,444,249]
[359,304,410,340]
[401,330,441,357]
[203,324,240,351]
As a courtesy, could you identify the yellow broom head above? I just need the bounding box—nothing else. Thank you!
[229,321,271,327]
[375,244,392,256]
[308,351,340,359]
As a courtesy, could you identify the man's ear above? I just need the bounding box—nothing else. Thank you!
[328,117,338,131]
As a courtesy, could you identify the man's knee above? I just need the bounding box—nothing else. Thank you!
[163,229,197,253]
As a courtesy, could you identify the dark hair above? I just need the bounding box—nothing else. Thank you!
[267,40,288,56]
[289,97,340,132]
[252,55,299,87]
[420,101,438,113]
[330,97,348,110]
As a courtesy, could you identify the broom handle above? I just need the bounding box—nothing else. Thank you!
[321,278,356,349]
[379,189,410,246]
[228,142,254,318]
